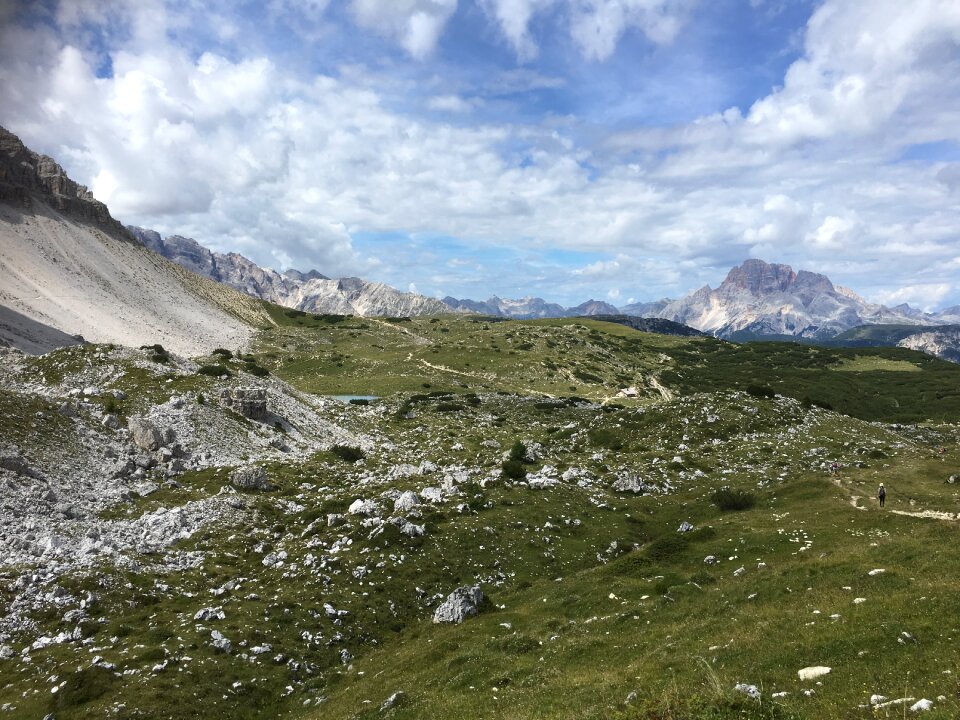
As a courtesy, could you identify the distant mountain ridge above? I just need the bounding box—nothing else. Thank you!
[442,295,619,319]
[652,259,960,339]
[129,228,452,317]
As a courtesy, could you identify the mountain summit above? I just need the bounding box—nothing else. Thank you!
[656,259,959,339]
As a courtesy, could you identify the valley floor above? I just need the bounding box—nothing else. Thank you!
[1,316,959,719]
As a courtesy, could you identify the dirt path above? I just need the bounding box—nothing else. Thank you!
[832,475,957,521]
[648,375,673,401]
[413,357,555,398]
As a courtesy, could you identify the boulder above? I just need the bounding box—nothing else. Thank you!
[433,586,485,624]
[0,454,40,478]
[677,521,695,533]
[219,387,268,420]
[210,629,231,654]
[101,414,120,430]
[394,491,420,513]
[128,418,165,451]
[348,499,379,516]
[230,465,272,491]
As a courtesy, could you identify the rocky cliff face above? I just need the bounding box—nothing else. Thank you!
[655,259,960,339]
[0,127,129,239]
[898,327,960,363]
[130,227,451,317]
[0,127,268,355]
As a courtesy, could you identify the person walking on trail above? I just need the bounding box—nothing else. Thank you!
[878,483,886,508]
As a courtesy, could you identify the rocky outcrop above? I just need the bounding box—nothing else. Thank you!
[219,387,268,421]
[0,127,129,239]
[230,465,272,491]
[432,586,484,624]
[897,326,960,363]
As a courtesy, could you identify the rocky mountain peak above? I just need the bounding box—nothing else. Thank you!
[0,126,129,239]
[720,259,797,296]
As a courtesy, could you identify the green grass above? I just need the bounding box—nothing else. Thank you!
[3,318,960,719]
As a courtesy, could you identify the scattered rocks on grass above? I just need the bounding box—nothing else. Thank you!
[230,465,272,491]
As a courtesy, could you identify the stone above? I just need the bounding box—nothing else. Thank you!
[194,607,225,622]
[677,521,694,533]
[101,414,120,430]
[0,645,12,660]
[703,555,717,565]
[128,417,165,451]
[401,521,425,537]
[380,692,405,711]
[210,629,231,654]
[230,465,272,491]
[327,513,344,527]
[797,666,831,681]
[612,474,658,494]
[910,699,933,712]
[0,455,40,478]
[734,683,760,700]
[57,402,77,418]
[219,387,268,420]
[433,586,485,624]
[420,487,443,503]
[348,499,378,516]
[394,491,419,513]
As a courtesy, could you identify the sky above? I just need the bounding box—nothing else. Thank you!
[1,0,959,310]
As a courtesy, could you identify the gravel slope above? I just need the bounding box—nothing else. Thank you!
[0,201,269,356]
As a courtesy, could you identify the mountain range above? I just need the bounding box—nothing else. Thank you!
[128,227,452,318]
[3,123,959,364]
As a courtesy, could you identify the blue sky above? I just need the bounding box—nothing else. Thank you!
[1,0,959,309]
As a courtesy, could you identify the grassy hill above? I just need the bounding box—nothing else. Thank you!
[2,315,959,719]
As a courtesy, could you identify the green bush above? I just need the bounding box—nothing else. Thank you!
[501,459,527,479]
[196,393,205,405]
[197,365,231,377]
[746,384,775,399]
[245,363,269,377]
[509,440,527,462]
[588,428,624,451]
[331,445,365,463]
[349,398,370,406]
[52,666,117,710]
[711,488,757,511]
[436,402,465,412]
[645,534,689,563]
[212,348,233,359]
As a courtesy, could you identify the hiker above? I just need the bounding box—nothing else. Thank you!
[829,462,839,476]
[878,483,886,508]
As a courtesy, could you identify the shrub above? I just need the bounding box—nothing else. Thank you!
[140,343,166,353]
[103,396,118,414]
[501,459,526,480]
[151,352,169,364]
[52,666,117,710]
[212,348,233,359]
[331,445,365,463]
[245,363,269,377]
[349,398,370,406]
[509,440,527,462]
[711,488,757,511]
[197,365,231,377]
[645,534,689,563]
[746,384,775,399]
[196,393,206,405]
[436,402,465,412]
[588,428,624,451]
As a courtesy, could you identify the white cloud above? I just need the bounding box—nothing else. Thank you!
[349,0,458,59]
[1,0,959,307]
[873,283,952,312]
[569,0,692,61]
[479,0,557,61]
[427,94,479,112]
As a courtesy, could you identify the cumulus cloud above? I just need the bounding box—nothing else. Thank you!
[349,0,458,59]
[0,0,959,307]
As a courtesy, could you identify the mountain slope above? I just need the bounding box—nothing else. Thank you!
[656,259,960,339]
[442,295,618,319]
[130,227,452,317]
[0,127,270,355]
